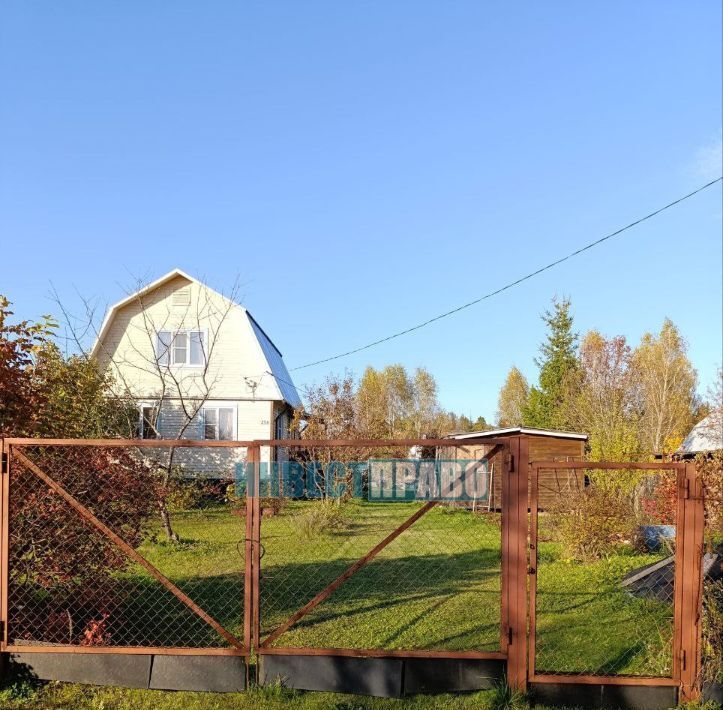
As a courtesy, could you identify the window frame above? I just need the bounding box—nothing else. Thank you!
[139,403,160,439]
[156,329,207,368]
[202,405,237,441]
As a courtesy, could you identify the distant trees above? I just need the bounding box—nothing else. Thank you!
[294,364,487,443]
[561,331,642,460]
[496,367,529,427]
[498,297,705,459]
[632,319,701,455]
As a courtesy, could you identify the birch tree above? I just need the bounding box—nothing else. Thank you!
[632,319,699,455]
[496,366,529,427]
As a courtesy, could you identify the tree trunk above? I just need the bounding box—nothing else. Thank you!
[158,455,179,542]
[158,498,179,542]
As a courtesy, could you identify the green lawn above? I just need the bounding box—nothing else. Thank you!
[126,500,676,677]
[11,499,675,682]
[128,500,503,652]
[534,540,673,676]
[0,681,573,710]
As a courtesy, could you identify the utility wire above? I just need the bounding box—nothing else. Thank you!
[290,177,722,372]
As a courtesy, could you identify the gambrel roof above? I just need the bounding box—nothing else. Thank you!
[91,268,302,408]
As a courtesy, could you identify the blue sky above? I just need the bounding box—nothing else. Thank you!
[1,1,721,422]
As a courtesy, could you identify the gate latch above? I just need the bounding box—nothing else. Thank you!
[1,452,7,475]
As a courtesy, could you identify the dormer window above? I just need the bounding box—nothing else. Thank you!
[156,330,205,366]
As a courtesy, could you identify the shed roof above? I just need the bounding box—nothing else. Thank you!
[446,426,588,441]
[677,415,723,454]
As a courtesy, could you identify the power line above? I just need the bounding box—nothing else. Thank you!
[290,177,722,372]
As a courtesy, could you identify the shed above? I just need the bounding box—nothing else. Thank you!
[675,415,723,459]
[440,427,588,509]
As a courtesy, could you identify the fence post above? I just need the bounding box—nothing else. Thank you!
[1,439,8,650]
[251,446,261,654]
[243,445,261,682]
[503,435,529,691]
[678,461,704,703]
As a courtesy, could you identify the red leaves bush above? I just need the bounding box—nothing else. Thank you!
[10,446,156,645]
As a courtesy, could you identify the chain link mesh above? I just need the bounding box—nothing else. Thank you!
[701,454,723,688]
[6,440,715,684]
[259,445,502,651]
[8,444,245,649]
[533,466,678,677]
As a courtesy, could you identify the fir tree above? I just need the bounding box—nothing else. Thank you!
[523,298,578,429]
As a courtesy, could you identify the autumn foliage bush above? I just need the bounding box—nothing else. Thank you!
[699,452,723,548]
[10,446,156,645]
[548,483,637,562]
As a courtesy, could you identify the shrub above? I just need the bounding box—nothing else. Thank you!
[10,446,157,645]
[702,578,723,684]
[640,471,677,525]
[292,501,349,540]
[167,477,226,511]
[225,485,286,517]
[698,452,723,550]
[548,483,636,562]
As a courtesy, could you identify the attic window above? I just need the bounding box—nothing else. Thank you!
[172,287,191,307]
[156,330,205,366]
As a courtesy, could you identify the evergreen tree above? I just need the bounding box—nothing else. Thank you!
[523,298,578,429]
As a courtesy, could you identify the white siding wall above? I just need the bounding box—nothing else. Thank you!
[96,274,283,402]
[144,399,274,477]
[95,274,293,477]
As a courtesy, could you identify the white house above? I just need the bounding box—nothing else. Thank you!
[91,268,302,476]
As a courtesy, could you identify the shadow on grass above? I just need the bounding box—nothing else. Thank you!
[120,547,501,648]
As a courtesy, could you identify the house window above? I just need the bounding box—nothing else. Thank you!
[173,332,188,364]
[204,407,234,440]
[157,331,172,366]
[156,330,205,366]
[189,331,205,365]
[140,405,159,439]
[275,411,287,440]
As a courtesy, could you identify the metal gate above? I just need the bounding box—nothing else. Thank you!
[243,438,520,695]
[0,438,707,701]
[528,460,704,703]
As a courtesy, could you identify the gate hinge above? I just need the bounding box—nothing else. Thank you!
[508,627,514,645]
[1,453,7,475]
[505,454,515,473]
[683,479,690,499]
[679,649,686,671]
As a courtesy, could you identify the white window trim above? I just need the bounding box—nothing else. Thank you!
[156,328,208,368]
[202,404,237,441]
[139,402,161,439]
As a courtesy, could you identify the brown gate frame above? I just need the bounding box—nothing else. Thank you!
[1,438,256,658]
[244,437,522,675]
[528,460,705,703]
[0,437,527,683]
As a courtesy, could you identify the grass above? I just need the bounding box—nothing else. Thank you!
[0,681,558,710]
[128,500,504,652]
[12,500,677,685]
[128,500,676,676]
[534,529,674,676]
